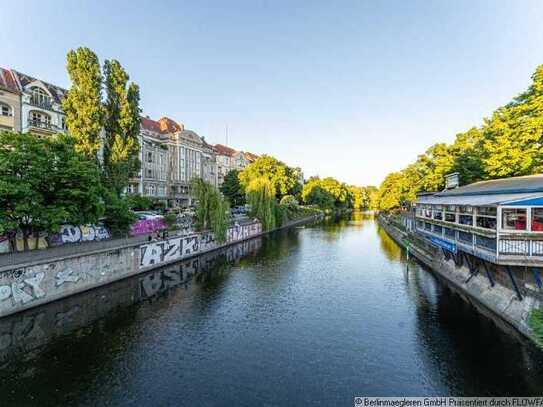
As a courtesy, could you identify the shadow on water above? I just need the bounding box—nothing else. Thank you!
[374,226,543,395]
[0,237,264,399]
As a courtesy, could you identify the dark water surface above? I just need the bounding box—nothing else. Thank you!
[1,213,542,406]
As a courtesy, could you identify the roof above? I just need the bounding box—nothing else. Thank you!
[0,68,19,93]
[158,117,183,133]
[141,117,163,134]
[243,151,259,162]
[141,116,183,135]
[417,174,543,206]
[12,70,67,104]
[214,144,236,157]
[437,174,543,197]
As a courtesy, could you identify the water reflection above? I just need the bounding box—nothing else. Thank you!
[1,215,543,406]
[0,236,262,373]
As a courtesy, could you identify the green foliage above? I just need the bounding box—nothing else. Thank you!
[62,47,105,159]
[163,212,178,230]
[102,191,136,236]
[528,308,543,347]
[0,131,104,249]
[103,59,142,196]
[279,195,298,207]
[191,178,230,242]
[126,194,153,211]
[302,177,351,210]
[376,64,543,210]
[220,169,246,206]
[246,177,277,231]
[239,155,300,198]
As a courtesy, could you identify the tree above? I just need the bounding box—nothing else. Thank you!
[220,169,245,206]
[191,178,230,242]
[246,177,277,230]
[0,131,104,250]
[302,184,335,210]
[103,59,141,195]
[302,177,351,209]
[62,47,104,159]
[239,155,299,198]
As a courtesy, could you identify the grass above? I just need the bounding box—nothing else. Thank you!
[528,308,543,347]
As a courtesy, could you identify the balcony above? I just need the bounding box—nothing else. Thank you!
[29,96,53,111]
[27,118,57,133]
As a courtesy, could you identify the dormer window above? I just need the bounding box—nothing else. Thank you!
[30,86,52,108]
[0,103,11,117]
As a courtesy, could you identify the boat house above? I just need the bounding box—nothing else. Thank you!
[414,174,543,267]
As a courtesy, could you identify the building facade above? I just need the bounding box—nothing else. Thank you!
[129,116,219,207]
[12,70,67,136]
[0,68,21,132]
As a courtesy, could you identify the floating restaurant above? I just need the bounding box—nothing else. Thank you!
[415,174,543,264]
[413,174,543,300]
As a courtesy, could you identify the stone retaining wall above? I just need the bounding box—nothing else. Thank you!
[378,216,541,343]
[0,215,319,318]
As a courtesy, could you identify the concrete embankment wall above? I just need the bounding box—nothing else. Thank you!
[378,216,542,342]
[0,215,320,318]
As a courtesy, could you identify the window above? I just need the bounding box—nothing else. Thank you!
[445,213,456,222]
[0,103,11,116]
[29,111,51,127]
[424,222,432,231]
[61,116,67,130]
[502,208,527,231]
[433,210,443,220]
[147,152,153,163]
[30,86,51,107]
[476,235,496,251]
[476,216,496,229]
[444,227,456,239]
[532,208,543,232]
[476,206,497,229]
[459,214,473,226]
[433,225,443,235]
[458,231,473,244]
[459,206,473,214]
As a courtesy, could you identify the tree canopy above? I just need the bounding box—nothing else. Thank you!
[0,131,104,249]
[220,169,246,206]
[376,64,543,210]
[239,155,300,198]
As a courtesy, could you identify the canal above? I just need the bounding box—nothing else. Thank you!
[1,213,542,406]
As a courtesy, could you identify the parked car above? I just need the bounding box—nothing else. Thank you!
[133,211,163,220]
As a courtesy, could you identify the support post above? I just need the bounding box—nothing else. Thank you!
[481,261,495,287]
[531,267,543,289]
[505,265,523,301]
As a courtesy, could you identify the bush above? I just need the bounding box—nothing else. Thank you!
[163,212,178,230]
[280,195,298,207]
[103,191,136,236]
[529,308,543,347]
[126,194,153,211]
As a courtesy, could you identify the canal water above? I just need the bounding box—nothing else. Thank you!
[1,213,542,406]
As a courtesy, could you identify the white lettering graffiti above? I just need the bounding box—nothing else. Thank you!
[56,269,81,286]
[140,237,182,267]
[0,272,46,305]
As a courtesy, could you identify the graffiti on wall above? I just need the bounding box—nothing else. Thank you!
[139,222,262,269]
[130,218,167,236]
[0,224,111,253]
[0,271,46,306]
[48,224,110,246]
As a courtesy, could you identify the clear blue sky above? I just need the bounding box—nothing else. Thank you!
[2,1,543,186]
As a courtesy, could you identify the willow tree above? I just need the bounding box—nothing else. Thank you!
[246,177,276,230]
[103,59,141,195]
[191,178,230,242]
[62,47,104,159]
